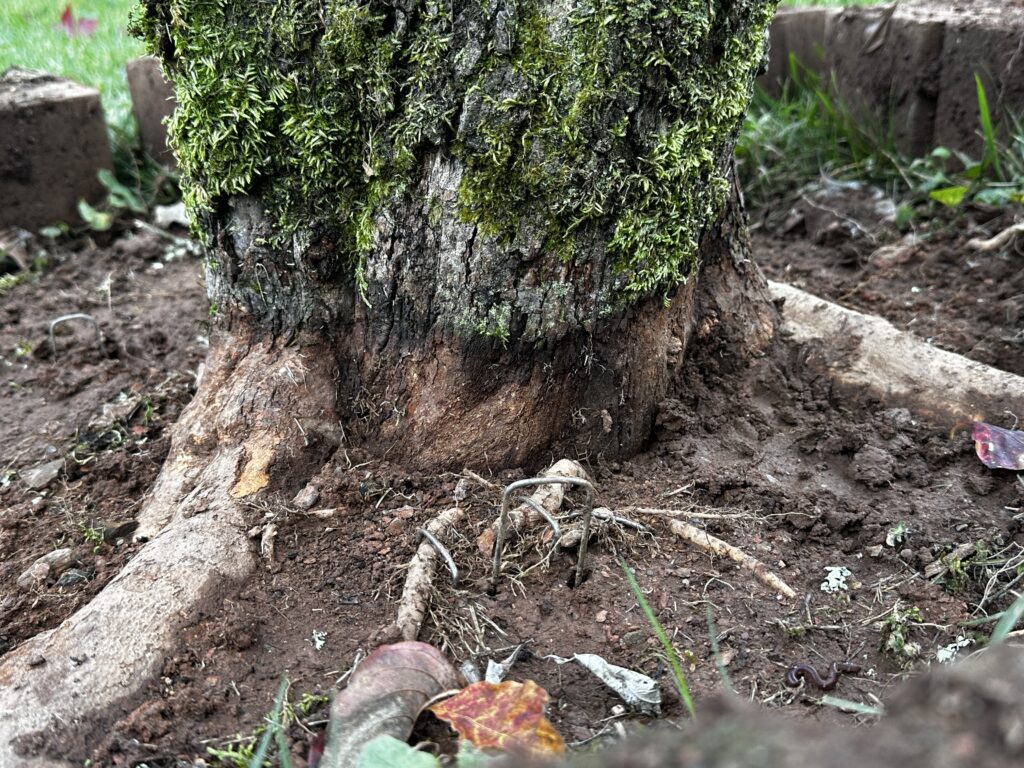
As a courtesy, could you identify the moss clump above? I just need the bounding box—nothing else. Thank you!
[132,0,773,303]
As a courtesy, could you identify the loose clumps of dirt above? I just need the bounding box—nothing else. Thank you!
[2,210,1023,767]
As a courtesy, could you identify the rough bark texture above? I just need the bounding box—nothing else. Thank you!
[131,0,778,468]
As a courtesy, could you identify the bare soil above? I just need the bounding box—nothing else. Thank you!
[1,206,1022,766]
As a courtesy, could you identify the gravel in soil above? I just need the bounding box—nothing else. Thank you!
[1,223,1022,767]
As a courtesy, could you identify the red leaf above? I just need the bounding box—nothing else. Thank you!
[971,421,1024,470]
[320,642,458,767]
[57,4,97,38]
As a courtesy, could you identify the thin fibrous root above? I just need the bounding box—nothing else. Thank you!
[394,506,464,642]
[664,518,796,600]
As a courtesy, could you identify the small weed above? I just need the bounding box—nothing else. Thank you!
[79,521,105,554]
[621,560,696,719]
[208,677,299,768]
[878,603,923,662]
[885,522,908,548]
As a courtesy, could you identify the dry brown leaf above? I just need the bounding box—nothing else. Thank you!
[430,680,565,757]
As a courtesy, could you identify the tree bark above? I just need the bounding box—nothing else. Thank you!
[132,0,778,470]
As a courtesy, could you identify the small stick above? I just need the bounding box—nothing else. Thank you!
[666,518,796,600]
[395,506,464,642]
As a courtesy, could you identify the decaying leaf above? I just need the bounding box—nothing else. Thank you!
[547,653,661,715]
[320,642,459,768]
[430,680,565,758]
[971,421,1024,470]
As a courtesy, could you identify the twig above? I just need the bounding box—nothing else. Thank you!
[394,506,464,641]
[666,519,796,599]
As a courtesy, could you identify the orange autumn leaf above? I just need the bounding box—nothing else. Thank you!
[430,680,565,757]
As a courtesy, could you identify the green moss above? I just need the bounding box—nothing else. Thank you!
[133,0,773,305]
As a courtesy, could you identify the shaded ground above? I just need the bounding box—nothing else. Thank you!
[1,211,1022,766]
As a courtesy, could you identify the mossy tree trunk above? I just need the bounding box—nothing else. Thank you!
[131,0,777,477]
[0,4,782,760]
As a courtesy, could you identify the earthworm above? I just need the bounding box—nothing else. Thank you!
[785,661,862,691]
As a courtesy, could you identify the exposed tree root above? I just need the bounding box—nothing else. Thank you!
[393,507,465,642]
[661,518,797,600]
[0,337,340,767]
[770,281,1024,423]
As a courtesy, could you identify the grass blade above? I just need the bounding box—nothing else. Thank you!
[250,676,290,768]
[976,74,1004,180]
[990,592,1024,644]
[620,560,696,719]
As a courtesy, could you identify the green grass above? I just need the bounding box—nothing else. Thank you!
[621,561,697,719]
[736,58,1024,215]
[0,0,144,132]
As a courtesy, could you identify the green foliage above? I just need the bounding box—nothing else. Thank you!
[77,157,177,233]
[738,59,1024,215]
[133,0,775,304]
[208,678,318,768]
[621,560,696,719]
[991,592,1024,645]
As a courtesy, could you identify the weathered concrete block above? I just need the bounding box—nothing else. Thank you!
[126,56,176,167]
[933,22,1024,157]
[0,68,113,230]
[825,8,945,158]
[758,8,834,96]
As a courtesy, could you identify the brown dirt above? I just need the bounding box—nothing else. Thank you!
[0,226,206,655]
[1,215,1023,767]
[751,187,1024,377]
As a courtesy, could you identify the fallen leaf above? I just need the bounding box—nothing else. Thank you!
[971,421,1024,470]
[431,680,564,758]
[547,653,661,715]
[320,642,459,768]
[58,3,97,37]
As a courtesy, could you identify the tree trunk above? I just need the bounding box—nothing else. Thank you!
[0,2,778,762]
[133,0,778,473]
